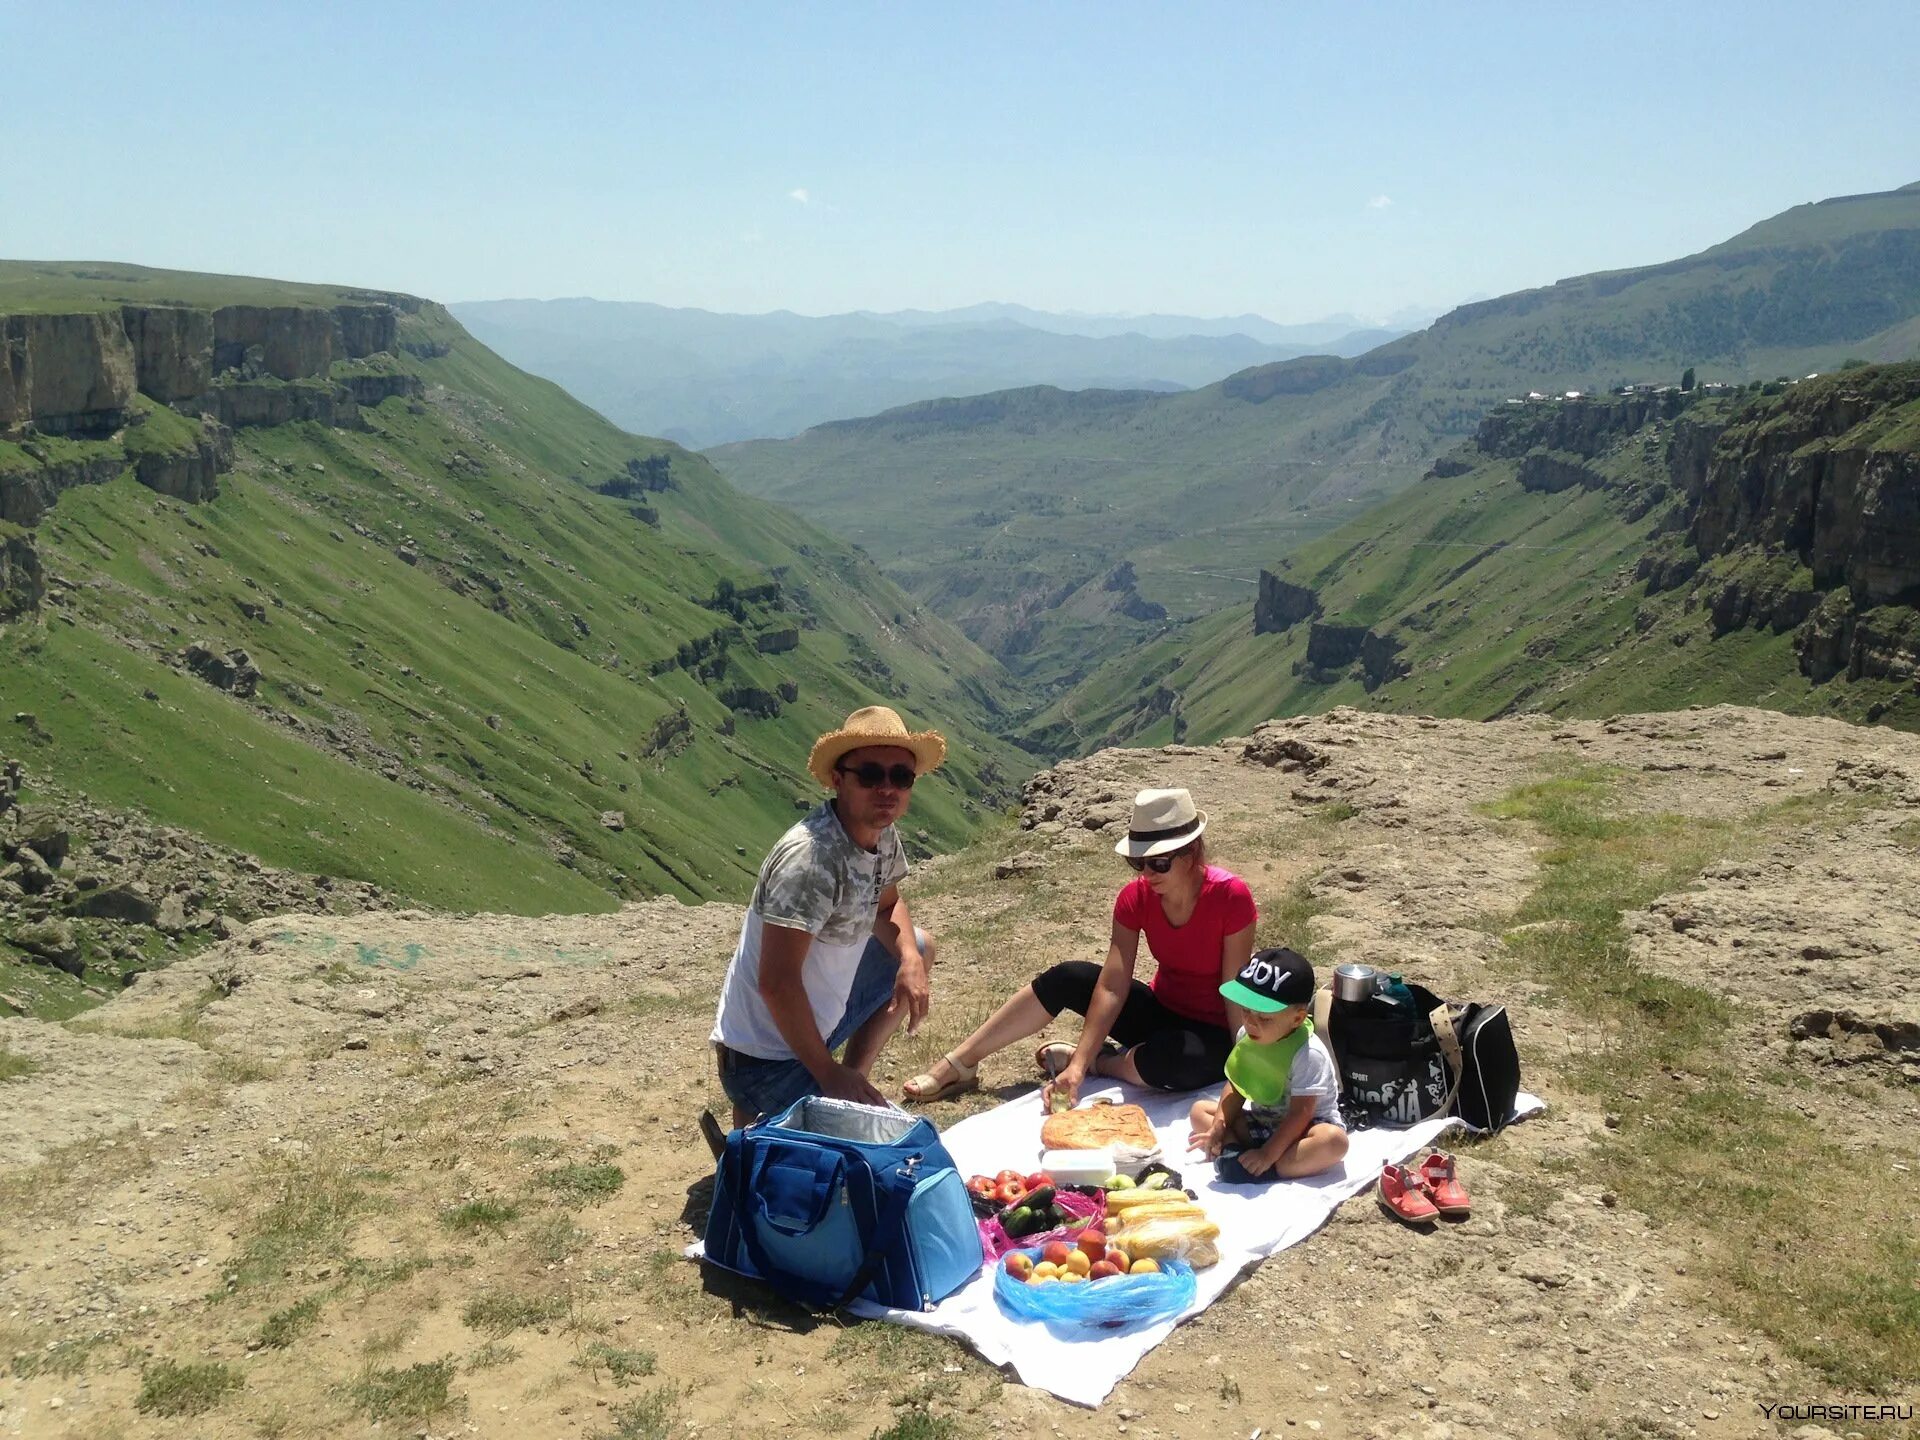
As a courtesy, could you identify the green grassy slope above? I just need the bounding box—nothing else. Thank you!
[1,268,1033,921]
[1028,372,1920,751]
[710,182,1920,692]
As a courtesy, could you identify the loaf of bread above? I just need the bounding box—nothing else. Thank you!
[1039,1099,1158,1152]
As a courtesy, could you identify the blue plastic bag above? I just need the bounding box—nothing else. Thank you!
[992,1248,1197,1337]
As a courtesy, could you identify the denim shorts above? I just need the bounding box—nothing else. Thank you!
[715,934,904,1120]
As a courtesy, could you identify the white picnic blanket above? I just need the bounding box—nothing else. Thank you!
[694,1081,1543,1406]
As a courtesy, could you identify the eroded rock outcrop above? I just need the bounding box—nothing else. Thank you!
[1518,448,1605,494]
[1687,367,1920,607]
[0,448,126,527]
[0,313,137,435]
[132,418,233,504]
[0,530,45,621]
[1254,571,1319,635]
[1475,388,1697,460]
[121,306,214,402]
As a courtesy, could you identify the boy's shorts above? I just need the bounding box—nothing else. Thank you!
[1215,1115,1281,1185]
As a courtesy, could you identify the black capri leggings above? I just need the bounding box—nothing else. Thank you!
[1030,960,1232,1093]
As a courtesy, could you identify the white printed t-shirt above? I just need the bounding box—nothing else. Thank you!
[710,800,908,1060]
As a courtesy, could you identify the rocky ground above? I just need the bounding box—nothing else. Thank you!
[0,754,391,1015]
[1,705,1916,1440]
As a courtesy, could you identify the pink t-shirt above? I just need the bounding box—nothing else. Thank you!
[1112,866,1258,1027]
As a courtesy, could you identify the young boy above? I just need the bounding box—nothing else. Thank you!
[1189,947,1350,1184]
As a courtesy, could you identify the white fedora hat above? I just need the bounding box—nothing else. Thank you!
[1113,787,1207,858]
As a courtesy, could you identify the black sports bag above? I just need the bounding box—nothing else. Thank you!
[1313,984,1522,1133]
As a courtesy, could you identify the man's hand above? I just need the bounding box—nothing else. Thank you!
[887,955,931,1035]
[816,1061,888,1108]
[1041,1062,1084,1114]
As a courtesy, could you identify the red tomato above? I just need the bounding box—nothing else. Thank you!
[1024,1172,1052,1191]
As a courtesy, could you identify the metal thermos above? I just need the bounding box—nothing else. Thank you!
[1332,963,1380,1003]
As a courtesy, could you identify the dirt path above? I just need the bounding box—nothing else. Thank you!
[2,706,1915,1439]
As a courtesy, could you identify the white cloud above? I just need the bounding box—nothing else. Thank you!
[1366,194,1393,210]
[787,187,810,204]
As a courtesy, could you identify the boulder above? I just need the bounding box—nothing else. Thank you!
[182,642,261,699]
[10,916,82,975]
[17,821,68,868]
[70,881,159,925]
[155,893,188,934]
[599,810,626,831]
[10,846,55,895]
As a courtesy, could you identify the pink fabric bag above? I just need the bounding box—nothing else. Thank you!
[977,1187,1106,1261]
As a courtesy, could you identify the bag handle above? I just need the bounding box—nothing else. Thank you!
[829,1160,919,1311]
[729,1136,922,1312]
[1428,1002,1465,1118]
[1312,986,1340,1097]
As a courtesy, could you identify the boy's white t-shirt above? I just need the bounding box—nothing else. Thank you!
[1238,1029,1343,1127]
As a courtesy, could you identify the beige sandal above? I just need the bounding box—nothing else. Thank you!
[1034,1041,1076,1077]
[901,1053,978,1104]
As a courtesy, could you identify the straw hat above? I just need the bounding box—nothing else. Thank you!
[1112,787,1208,858]
[807,705,947,788]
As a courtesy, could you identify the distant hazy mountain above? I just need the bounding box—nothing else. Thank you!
[853,302,1427,348]
[450,298,1406,447]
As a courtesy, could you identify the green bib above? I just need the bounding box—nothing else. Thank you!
[1224,1017,1313,1109]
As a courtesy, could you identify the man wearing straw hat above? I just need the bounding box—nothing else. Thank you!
[709,705,946,1128]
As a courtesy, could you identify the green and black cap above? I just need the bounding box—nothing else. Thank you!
[1220,946,1314,1013]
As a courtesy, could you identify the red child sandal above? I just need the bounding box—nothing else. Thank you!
[1417,1150,1472,1218]
[1378,1161,1440,1225]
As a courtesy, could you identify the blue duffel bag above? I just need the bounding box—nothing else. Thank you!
[704,1096,984,1312]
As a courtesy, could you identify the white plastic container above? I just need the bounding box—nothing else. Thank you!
[1040,1147,1116,1187]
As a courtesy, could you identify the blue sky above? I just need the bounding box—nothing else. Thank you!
[4,2,1917,322]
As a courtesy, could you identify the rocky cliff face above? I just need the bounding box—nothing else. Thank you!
[1518,449,1606,494]
[0,300,403,438]
[120,306,214,403]
[0,530,44,621]
[132,418,232,504]
[1253,570,1319,634]
[1687,367,1920,608]
[1475,389,1697,461]
[0,448,128,527]
[0,313,138,436]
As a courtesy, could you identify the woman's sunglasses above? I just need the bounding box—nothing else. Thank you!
[1125,846,1190,874]
[836,761,918,789]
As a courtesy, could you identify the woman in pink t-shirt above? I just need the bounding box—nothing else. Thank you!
[901,788,1258,1105]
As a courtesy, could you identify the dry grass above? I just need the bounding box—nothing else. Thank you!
[1484,771,1920,1390]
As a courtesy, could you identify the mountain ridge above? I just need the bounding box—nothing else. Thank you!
[710,181,1920,692]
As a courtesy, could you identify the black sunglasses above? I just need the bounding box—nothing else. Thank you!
[1126,846,1190,874]
[836,761,918,789]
